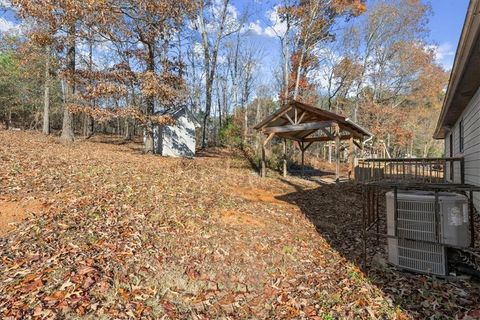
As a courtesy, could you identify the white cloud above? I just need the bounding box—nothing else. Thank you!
[238,8,287,38]
[193,42,203,56]
[426,42,455,70]
[0,0,13,9]
[245,20,263,35]
[0,17,20,34]
[264,6,287,37]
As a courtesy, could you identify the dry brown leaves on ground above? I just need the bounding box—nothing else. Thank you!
[0,131,479,319]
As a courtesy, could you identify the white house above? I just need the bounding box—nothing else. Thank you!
[152,106,200,157]
[434,0,480,207]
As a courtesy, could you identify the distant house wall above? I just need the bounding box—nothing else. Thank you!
[445,86,480,209]
[155,108,197,157]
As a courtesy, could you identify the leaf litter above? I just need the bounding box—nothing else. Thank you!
[0,131,479,319]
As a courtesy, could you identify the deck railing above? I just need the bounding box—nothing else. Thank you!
[355,157,464,184]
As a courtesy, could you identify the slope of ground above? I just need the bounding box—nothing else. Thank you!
[0,131,478,319]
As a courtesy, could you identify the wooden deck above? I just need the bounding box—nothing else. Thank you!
[354,157,465,184]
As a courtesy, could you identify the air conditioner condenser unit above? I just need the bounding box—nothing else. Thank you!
[386,191,470,276]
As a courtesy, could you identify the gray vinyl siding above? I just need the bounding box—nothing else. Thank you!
[446,86,480,209]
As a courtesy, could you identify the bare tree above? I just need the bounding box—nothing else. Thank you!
[196,0,231,148]
[42,44,50,134]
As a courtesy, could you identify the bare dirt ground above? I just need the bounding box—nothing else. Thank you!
[0,130,479,319]
[0,198,46,236]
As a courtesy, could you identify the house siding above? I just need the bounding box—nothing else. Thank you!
[446,86,480,209]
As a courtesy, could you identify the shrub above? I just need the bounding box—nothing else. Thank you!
[219,116,242,147]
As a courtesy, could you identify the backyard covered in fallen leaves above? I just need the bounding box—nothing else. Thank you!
[1,131,479,319]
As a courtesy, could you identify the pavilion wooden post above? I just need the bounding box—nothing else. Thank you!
[283,138,287,177]
[328,142,332,163]
[261,144,266,178]
[349,137,354,180]
[301,141,305,178]
[334,123,341,182]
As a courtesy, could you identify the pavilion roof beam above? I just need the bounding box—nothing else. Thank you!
[261,121,335,134]
[263,132,276,146]
[283,114,295,125]
[320,127,335,139]
[255,105,293,130]
[338,126,361,139]
[298,129,318,139]
[301,141,314,151]
[302,135,353,142]
[297,111,307,124]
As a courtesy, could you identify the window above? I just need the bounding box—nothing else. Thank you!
[459,120,464,153]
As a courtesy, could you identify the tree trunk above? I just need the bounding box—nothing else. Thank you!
[144,118,154,154]
[8,109,12,129]
[143,44,155,154]
[31,111,41,130]
[423,140,433,158]
[293,50,305,100]
[232,76,238,117]
[243,106,248,144]
[125,118,131,140]
[199,0,229,148]
[60,23,76,144]
[283,36,289,103]
[201,104,210,148]
[85,33,94,139]
[4,108,10,130]
[85,116,94,138]
[201,55,213,149]
[202,68,214,148]
[42,45,50,135]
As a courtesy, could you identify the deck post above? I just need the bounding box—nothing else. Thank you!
[283,138,287,177]
[362,185,367,270]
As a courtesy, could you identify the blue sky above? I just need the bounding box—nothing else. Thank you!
[231,0,470,72]
[427,0,469,69]
[0,0,470,72]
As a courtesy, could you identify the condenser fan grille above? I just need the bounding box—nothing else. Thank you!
[396,200,437,242]
[396,239,446,275]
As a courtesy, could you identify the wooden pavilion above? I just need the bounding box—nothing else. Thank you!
[254,100,372,180]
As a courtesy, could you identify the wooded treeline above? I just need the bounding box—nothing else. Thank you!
[0,0,447,160]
